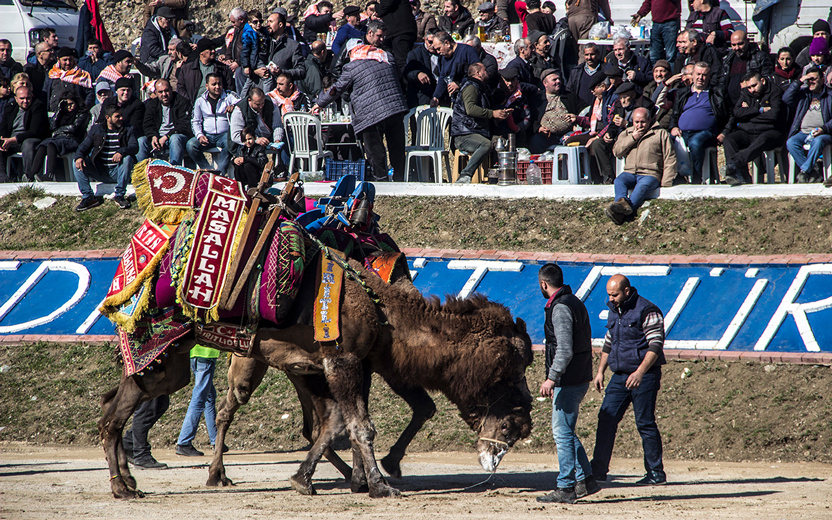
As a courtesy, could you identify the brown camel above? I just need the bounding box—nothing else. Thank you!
[99,254,533,499]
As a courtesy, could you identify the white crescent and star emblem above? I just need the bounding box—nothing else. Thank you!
[158,171,187,194]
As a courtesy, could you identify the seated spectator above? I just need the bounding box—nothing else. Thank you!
[430,31,480,106]
[603,66,624,104]
[606,107,676,225]
[96,50,136,91]
[72,104,138,211]
[505,38,534,85]
[462,35,498,88]
[566,43,603,111]
[27,28,59,66]
[796,20,832,69]
[232,125,269,188]
[438,0,475,37]
[773,47,800,92]
[229,87,284,158]
[524,0,556,35]
[477,2,509,39]
[412,0,437,41]
[24,43,55,99]
[606,37,651,88]
[0,86,49,182]
[265,10,307,87]
[609,82,655,135]
[140,7,180,79]
[564,73,616,183]
[89,81,113,130]
[449,63,510,183]
[803,38,830,76]
[719,72,783,186]
[332,5,365,55]
[493,67,539,147]
[643,59,673,127]
[303,1,336,43]
[30,91,90,181]
[0,40,24,81]
[530,68,576,153]
[176,39,234,106]
[720,30,773,108]
[0,76,11,128]
[267,73,309,113]
[527,31,557,84]
[45,48,94,112]
[669,62,726,183]
[78,38,112,80]
[404,30,440,108]
[299,40,332,100]
[685,0,733,47]
[783,68,832,184]
[141,79,191,166]
[99,78,145,142]
[187,73,239,173]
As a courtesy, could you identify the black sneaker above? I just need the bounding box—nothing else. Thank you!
[724,174,744,186]
[576,477,601,498]
[823,176,832,188]
[636,471,667,485]
[34,172,53,182]
[113,196,132,209]
[130,455,168,469]
[536,488,577,504]
[75,196,103,212]
[610,198,633,216]
[175,444,204,457]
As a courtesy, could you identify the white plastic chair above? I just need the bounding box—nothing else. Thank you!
[282,112,334,175]
[787,142,832,184]
[404,107,453,183]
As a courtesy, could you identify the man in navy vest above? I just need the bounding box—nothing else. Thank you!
[590,274,667,485]
[536,264,601,505]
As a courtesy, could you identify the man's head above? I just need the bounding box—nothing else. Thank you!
[462,34,482,52]
[205,72,224,98]
[679,29,701,55]
[632,107,651,133]
[113,50,134,75]
[266,12,286,36]
[538,263,564,298]
[155,79,173,105]
[103,104,124,130]
[318,1,333,15]
[652,60,670,83]
[681,64,695,85]
[743,72,766,97]
[478,1,495,22]
[365,1,379,19]
[777,47,794,71]
[541,69,563,95]
[156,6,176,29]
[311,39,327,59]
[612,37,632,63]
[583,43,600,68]
[114,77,133,103]
[468,61,488,83]
[812,19,832,42]
[95,81,112,103]
[196,38,217,63]
[692,62,711,90]
[433,31,456,58]
[532,32,550,55]
[616,82,637,107]
[230,7,248,29]
[606,274,633,308]
[0,40,11,62]
[87,39,103,59]
[589,74,607,99]
[542,1,556,14]
[526,0,541,10]
[14,87,32,110]
[803,68,823,93]
[35,42,54,66]
[275,73,296,97]
[40,28,58,49]
[514,37,532,60]
[344,5,361,25]
[56,48,77,70]
[365,19,386,47]
[424,27,439,50]
[443,0,461,18]
[605,66,623,89]
[730,30,749,57]
[167,37,182,59]
[248,87,267,113]
[499,67,519,91]
[0,76,10,98]
[691,0,710,12]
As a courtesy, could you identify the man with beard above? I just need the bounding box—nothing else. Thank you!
[45,48,94,111]
[527,31,557,86]
[530,68,577,153]
[719,30,773,108]
[719,72,783,186]
[141,78,191,166]
[263,10,307,91]
[176,39,234,105]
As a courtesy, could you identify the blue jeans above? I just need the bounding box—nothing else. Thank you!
[187,132,230,173]
[681,129,716,182]
[650,19,680,64]
[614,172,660,210]
[72,156,135,199]
[591,370,663,478]
[176,357,218,446]
[138,134,189,166]
[551,383,592,489]
[786,132,832,173]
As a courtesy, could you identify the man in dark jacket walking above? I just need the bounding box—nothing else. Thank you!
[590,274,667,486]
[141,79,192,165]
[313,20,408,181]
[0,86,49,182]
[377,0,417,75]
[536,263,600,505]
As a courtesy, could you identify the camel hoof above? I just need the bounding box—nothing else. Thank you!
[112,486,145,499]
[122,475,138,491]
[369,484,402,498]
[350,480,369,493]
[380,455,402,479]
[289,474,317,495]
[206,476,234,487]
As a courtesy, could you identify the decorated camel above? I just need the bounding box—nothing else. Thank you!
[97,161,533,498]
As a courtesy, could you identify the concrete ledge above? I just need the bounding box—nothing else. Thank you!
[0,334,118,345]
[525,346,832,365]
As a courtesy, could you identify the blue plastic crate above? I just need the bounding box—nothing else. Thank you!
[324,158,365,181]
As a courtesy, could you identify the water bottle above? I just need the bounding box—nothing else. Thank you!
[526,160,542,185]
[387,166,394,182]
[805,128,819,145]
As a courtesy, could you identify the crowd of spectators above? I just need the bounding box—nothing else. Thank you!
[0,0,831,212]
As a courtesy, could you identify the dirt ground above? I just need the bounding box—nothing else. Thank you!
[1,445,829,520]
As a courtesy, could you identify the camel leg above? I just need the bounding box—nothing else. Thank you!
[207,355,269,487]
[324,353,400,498]
[380,384,437,479]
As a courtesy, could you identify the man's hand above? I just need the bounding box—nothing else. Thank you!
[665,73,681,86]
[626,70,636,81]
[593,371,605,393]
[630,13,642,27]
[311,104,322,115]
[706,32,717,45]
[632,128,645,141]
[566,113,577,123]
[539,125,551,136]
[254,67,269,78]
[430,97,440,107]
[602,132,614,143]
[255,136,270,147]
[812,127,824,137]
[447,81,459,95]
[540,378,557,398]
[268,64,281,75]
[198,135,209,146]
[417,72,431,84]
[741,101,749,108]
[112,152,123,163]
[233,156,244,166]
[151,136,162,151]
[243,67,250,76]
[0,136,17,151]
[229,62,239,72]
[148,0,162,7]
[761,106,771,112]
[625,369,645,389]
[800,74,815,83]
[75,158,85,170]
[716,133,725,144]
[587,136,598,147]
[492,108,510,120]
[670,127,681,138]
[612,114,624,127]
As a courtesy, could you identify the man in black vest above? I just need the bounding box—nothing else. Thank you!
[591,274,667,486]
[536,264,600,505]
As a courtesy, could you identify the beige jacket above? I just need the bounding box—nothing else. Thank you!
[612,123,677,187]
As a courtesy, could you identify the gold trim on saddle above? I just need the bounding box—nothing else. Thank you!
[314,248,345,343]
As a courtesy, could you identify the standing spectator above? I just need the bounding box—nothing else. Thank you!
[796,20,832,69]
[187,73,239,173]
[404,30,441,108]
[449,63,510,183]
[78,38,111,80]
[566,43,603,111]
[590,274,667,485]
[175,345,221,457]
[299,40,331,99]
[0,40,24,81]
[220,7,256,94]
[606,107,676,224]
[566,0,611,43]
[0,86,49,182]
[783,69,832,184]
[72,104,138,211]
[45,48,94,112]
[332,6,365,55]
[30,91,89,182]
[531,68,577,153]
[527,31,557,84]
[313,20,408,181]
[24,43,55,97]
[176,39,233,106]
[524,0,556,35]
[673,29,721,81]
[669,62,726,183]
[535,263,598,505]
[265,10,307,85]
[606,37,652,88]
[685,0,733,48]
[631,0,681,64]
[141,79,191,165]
[437,0,475,37]
[303,1,336,44]
[412,0,438,41]
[122,396,169,469]
[229,87,284,156]
[430,31,480,106]
[142,0,189,37]
[476,2,509,39]
[96,50,136,91]
[28,28,60,67]
[140,6,179,79]
[231,126,269,189]
[720,30,774,108]
[377,0,418,75]
[505,38,534,85]
[0,77,11,129]
[462,35,499,88]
